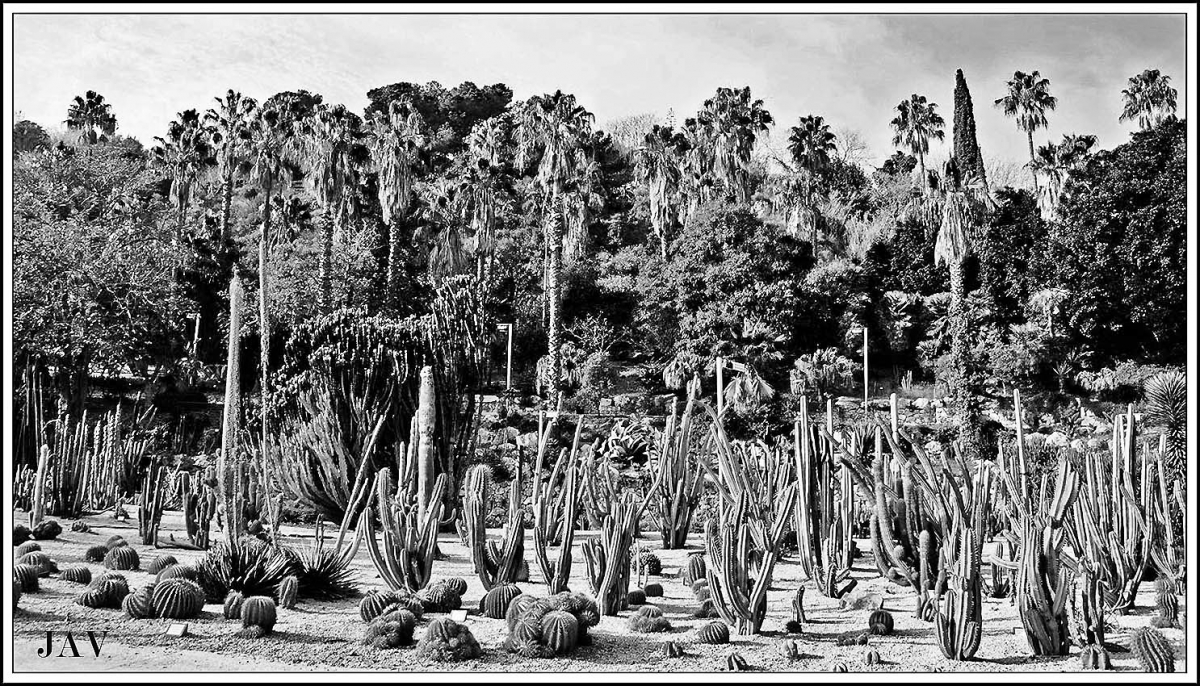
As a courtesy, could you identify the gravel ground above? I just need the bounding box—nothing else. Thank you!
[10,510,1188,674]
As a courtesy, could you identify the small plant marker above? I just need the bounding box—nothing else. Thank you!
[165,623,189,637]
[450,609,468,622]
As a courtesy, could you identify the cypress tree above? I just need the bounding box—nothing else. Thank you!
[952,69,987,187]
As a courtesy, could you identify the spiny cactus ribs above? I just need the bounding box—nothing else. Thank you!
[541,610,581,654]
[360,591,401,622]
[277,575,299,609]
[1130,627,1175,673]
[18,551,58,576]
[627,604,672,633]
[865,647,882,665]
[13,565,40,593]
[644,582,664,597]
[60,565,92,584]
[147,555,179,576]
[868,609,895,635]
[1151,577,1179,629]
[362,609,417,649]
[15,541,41,557]
[661,641,685,658]
[504,592,601,658]
[104,545,140,571]
[106,535,128,549]
[414,618,483,662]
[725,652,749,671]
[123,584,156,619]
[836,630,871,646]
[224,590,245,619]
[241,596,278,636]
[14,525,33,546]
[637,551,662,576]
[419,580,463,613]
[157,564,199,583]
[441,577,468,596]
[78,574,129,609]
[482,584,522,619]
[831,662,849,673]
[682,554,706,586]
[782,639,812,661]
[84,544,109,563]
[1080,644,1112,671]
[71,520,91,533]
[153,578,206,619]
[697,621,730,644]
[12,578,22,611]
[626,588,648,606]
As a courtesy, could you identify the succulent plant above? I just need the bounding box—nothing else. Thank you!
[13,564,41,593]
[195,537,297,603]
[868,609,894,636]
[240,596,278,635]
[18,551,58,576]
[12,577,22,611]
[541,610,581,654]
[104,546,140,571]
[627,604,671,633]
[626,589,647,606]
[1080,644,1112,670]
[637,551,662,576]
[782,639,810,661]
[695,587,712,603]
[362,609,417,649]
[482,584,522,619]
[223,590,245,619]
[294,544,357,600]
[60,565,93,584]
[1151,577,1179,629]
[725,652,749,671]
[836,630,871,646]
[831,662,849,672]
[1130,627,1175,673]
[662,641,686,658]
[76,586,110,609]
[360,591,402,622]
[146,555,180,576]
[441,577,468,596]
[644,582,664,597]
[152,578,206,619]
[70,520,91,533]
[15,541,41,557]
[682,553,706,586]
[784,619,803,634]
[158,565,199,583]
[14,525,33,546]
[693,598,719,619]
[277,575,299,609]
[32,520,62,540]
[237,625,269,639]
[419,581,462,613]
[414,617,483,662]
[105,535,128,549]
[122,584,156,619]
[505,594,541,632]
[865,647,882,665]
[84,544,109,563]
[78,575,129,608]
[691,578,710,596]
[697,621,730,644]
[382,595,426,621]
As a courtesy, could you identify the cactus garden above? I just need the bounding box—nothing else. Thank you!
[8,10,1190,677]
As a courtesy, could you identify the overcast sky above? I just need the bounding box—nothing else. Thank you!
[12,12,1188,167]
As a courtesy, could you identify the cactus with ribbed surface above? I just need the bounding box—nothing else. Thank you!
[153,578,206,619]
[1079,644,1112,671]
[868,609,894,635]
[651,394,706,549]
[865,647,882,665]
[644,582,663,597]
[362,608,416,649]
[782,639,811,660]
[122,584,156,619]
[627,604,671,633]
[725,652,749,671]
[441,577,467,596]
[157,564,199,583]
[61,565,92,584]
[541,610,581,654]
[104,546,140,571]
[361,459,449,593]
[461,464,527,590]
[147,555,179,576]
[139,460,167,545]
[16,542,40,557]
[581,493,646,616]
[240,596,278,635]
[1130,627,1175,673]
[383,594,425,620]
[1151,576,1179,629]
[482,584,522,619]
[14,524,33,546]
[530,415,584,594]
[14,565,40,593]
[662,641,685,658]
[105,535,127,549]
[71,520,91,533]
[79,575,129,609]
[18,551,58,576]
[12,577,22,610]
[682,553,706,587]
[223,590,245,619]
[359,590,401,622]
[84,545,109,563]
[831,662,849,672]
[414,617,482,662]
[795,399,856,599]
[637,552,663,577]
[418,580,462,613]
[697,621,730,644]
[276,575,299,609]
[626,589,647,606]
[506,594,540,631]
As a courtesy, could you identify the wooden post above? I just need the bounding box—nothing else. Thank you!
[716,356,725,415]
[505,323,514,390]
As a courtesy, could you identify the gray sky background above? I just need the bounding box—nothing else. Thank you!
[12,12,1187,167]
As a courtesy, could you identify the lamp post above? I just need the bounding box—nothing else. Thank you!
[496,323,514,390]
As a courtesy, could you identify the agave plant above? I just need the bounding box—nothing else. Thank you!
[1144,370,1186,474]
[791,348,857,401]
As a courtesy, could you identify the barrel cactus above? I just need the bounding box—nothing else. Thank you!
[691,578,709,596]
[123,584,156,619]
[362,608,417,649]
[782,639,809,661]
[506,594,541,632]
[104,546,140,571]
[1151,577,1179,629]
[60,565,92,585]
[837,630,871,646]
[14,564,41,593]
[1131,627,1175,673]
[359,590,401,622]
[414,617,482,662]
[157,564,198,583]
[682,553,706,586]
[662,641,685,658]
[32,520,62,540]
[541,610,581,654]
[644,582,664,597]
[15,541,41,557]
[865,647,882,665]
[482,584,522,619]
[71,520,91,533]
[277,575,299,610]
[223,590,245,619]
[637,551,662,576]
[146,555,179,576]
[628,604,671,633]
[868,609,894,636]
[1080,644,1112,671]
[725,652,749,672]
[105,535,128,549]
[831,662,849,673]
[84,545,109,563]
[441,577,468,596]
[419,581,462,613]
[697,621,730,644]
[18,552,58,576]
[240,596,278,635]
[14,525,33,546]
[152,578,206,619]
[627,588,647,606]
[79,574,130,609]
[12,577,22,610]
[382,594,425,621]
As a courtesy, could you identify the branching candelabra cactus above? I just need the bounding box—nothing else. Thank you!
[361,461,448,593]
[651,386,705,549]
[460,464,525,590]
[794,397,855,598]
[532,416,583,594]
[581,492,652,616]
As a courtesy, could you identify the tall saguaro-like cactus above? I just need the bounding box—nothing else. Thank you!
[219,274,244,537]
[460,464,526,590]
[794,397,855,598]
[651,387,705,549]
[532,417,584,594]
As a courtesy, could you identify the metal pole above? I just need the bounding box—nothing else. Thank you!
[862,326,869,409]
[506,323,514,390]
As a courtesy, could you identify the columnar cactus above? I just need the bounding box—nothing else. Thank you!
[697,621,730,644]
[152,578,206,619]
[60,565,92,584]
[1151,577,1179,629]
[868,609,895,635]
[223,590,245,619]
[1080,644,1112,671]
[277,575,299,609]
[482,584,522,619]
[461,465,527,590]
[682,553,706,587]
[1130,627,1175,673]
[531,415,584,594]
[104,546,140,571]
[541,610,581,654]
[240,596,278,636]
[12,577,21,610]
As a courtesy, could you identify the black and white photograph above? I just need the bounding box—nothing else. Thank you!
[3,4,1195,680]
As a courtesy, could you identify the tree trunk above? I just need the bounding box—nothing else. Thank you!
[918,150,927,192]
[1026,131,1040,194]
[546,191,565,407]
[948,261,977,458]
[219,171,234,243]
[320,206,334,314]
[258,176,273,481]
[386,217,401,311]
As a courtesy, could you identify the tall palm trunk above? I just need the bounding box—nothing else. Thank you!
[320,206,335,314]
[545,191,565,407]
[1026,131,1040,193]
[386,218,401,311]
[917,150,927,192]
[219,168,234,243]
[258,175,273,482]
[948,260,977,458]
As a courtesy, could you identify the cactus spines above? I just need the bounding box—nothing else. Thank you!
[18,552,58,576]
[76,586,110,609]
[725,652,749,671]
[506,594,541,632]
[482,584,522,619]
[626,588,647,606]
[362,608,417,649]
[541,610,581,654]
[1151,577,1179,628]
[14,564,40,593]
[662,641,686,658]
[697,621,730,644]
[637,551,662,576]
[644,581,664,597]
[60,565,92,584]
[241,596,278,635]
[414,617,482,662]
[865,647,882,665]
[152,578,206,619]
[123,584,156,619]
[682,554,706,586]
[782,639,810,661]
[277,575,299,609]
[1080,644,1112,670]
[156,564,198,583]
[84,544,109,563]
[105,535,128,549]
[831,661,849,672]
[146,555,179,576]
[1130,627,1175,673]
[627,604,672,633]
[13,577,22,610]
[419,581,462,613]
[360,591,401,622]
[15,541,41,557]
[223,590,245,619]
[868,609,895,636]
[104,545,140,571]
[441,577,468,596]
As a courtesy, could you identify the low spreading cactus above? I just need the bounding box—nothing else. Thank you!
[104,546,140,571]
[831,662,849,673]
[836,630,871,646]
[506,594,540,632]
[14,525,33,546]
[414,618,482,663]
[84,545,109,563]
[697,621,730,644]
[79,575,128,609]
[15,542,41,557]
[362,609,417,649]
[240,596,278,635]
[725,652,749,671]
[60,565,93,584]
[419,581,462,613]
[627,604,671,633]
[360,591,401,622]
[71,520,91,533]
[662,641,685,658]
[152,578,206,619]
[1080,644,1112,670]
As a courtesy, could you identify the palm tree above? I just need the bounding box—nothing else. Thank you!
[294,103,368,313]
[697,86,774,204]
[204,91,258,242]
[416,178,470,278]
[366,98,427,309]
[994,71,1058,193]
[890,94,945,191]
[65,90,118,144]
[1031,133,1097,216]
[1120,69,1178,130]
[787,115,838,251]
[635,125,691,258]
[678,116,715,225]
[515,90,595,405]
[151,109,213,241]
